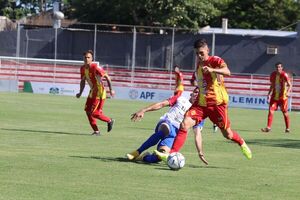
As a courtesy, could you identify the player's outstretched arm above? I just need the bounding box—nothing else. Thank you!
[131,100,170,122]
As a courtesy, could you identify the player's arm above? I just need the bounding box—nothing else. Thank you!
[193,127,208,165]
[286,77,292,97]
[203,63,231,76]
[131,100,170,122]
[76,78,86,98]
[103,74,115,97]
[266,85,273,103]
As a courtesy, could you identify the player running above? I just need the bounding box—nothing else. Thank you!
[76,50,115,135]
[155,39,252,162]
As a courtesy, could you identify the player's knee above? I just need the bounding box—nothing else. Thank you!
[180,122,190,131]
[158,146,170,153]
[221,129,232,139]
[283,111,289,116]
[158,123,170,136]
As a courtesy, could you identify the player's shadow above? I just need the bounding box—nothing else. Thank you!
[70,155,228,170]
[1,128,87,136]
[234,128,256,133]
[154,164,226,171]
[123,126,153,131]
[247,139,300,149]
[70,155,131,163]
[71,155,164,166]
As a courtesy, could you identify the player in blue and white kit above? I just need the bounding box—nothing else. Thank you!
[126,87,208,165]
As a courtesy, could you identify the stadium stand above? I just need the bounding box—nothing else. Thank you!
[0,57,299,110]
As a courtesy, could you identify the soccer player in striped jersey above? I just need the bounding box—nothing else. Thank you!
[155,39,252,161]
[191,71,218,133]
[76,50,115,135]
[261,62,292,133]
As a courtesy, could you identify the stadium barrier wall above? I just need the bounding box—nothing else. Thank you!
[0,79,18,92]
[26,81,277,110]
[0,56,299,110]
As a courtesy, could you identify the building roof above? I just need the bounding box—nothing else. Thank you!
[200,26,297,37]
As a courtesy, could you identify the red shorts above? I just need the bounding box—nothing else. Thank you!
[85,97,105,114]
[269,98,288,112]
[185,103,231,129]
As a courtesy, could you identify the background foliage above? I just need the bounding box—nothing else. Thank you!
[1,0,300,30]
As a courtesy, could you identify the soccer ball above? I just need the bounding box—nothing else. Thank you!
[167,152,185,170]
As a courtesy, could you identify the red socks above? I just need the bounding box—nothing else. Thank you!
[231,131,244,146]
[284,113,290,129]
[267,111,273,129]
[170,129,188,153]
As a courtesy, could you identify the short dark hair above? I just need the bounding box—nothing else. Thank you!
[275,62,282,66]
[194,39,208,48]
[83,50,94,57]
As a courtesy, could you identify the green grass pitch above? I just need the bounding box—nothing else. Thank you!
[0,92,299,200]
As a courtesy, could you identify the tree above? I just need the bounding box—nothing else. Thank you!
[66,0,221,29]
[2,0,300,31]
[215,0,300,30]
[0,0,62,20]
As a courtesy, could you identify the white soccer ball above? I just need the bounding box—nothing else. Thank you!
[167,152,185,170]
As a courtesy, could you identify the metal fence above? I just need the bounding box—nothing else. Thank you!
[1,22,300,76]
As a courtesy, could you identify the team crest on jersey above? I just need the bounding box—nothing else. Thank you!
[190,110,196,116]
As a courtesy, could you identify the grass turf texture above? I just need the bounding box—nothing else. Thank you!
[0,92,299,200]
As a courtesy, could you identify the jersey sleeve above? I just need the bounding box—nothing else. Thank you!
[283,72,290,82]
[179,72,183,81]
[212,56,226,69]
[168,94,180,106]
[92,63,106,77]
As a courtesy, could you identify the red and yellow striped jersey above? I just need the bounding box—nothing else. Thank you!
[195,56,228,106]
[80,63,107,99]
[270,71,290,100]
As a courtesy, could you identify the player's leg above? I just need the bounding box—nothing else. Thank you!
[194,120,204,131]
[147,125,177,163]
[261,100,277,132]
[280,99,290,132]
[138,122,169,153]
[169,106,201,153]
[93,98,110,122]
[210,104,242,144]
[220,127,252,159]
[92,98,114,132]
[210,104,252,159]
[144,146,170,163]
[85,98,100,135]
[213,124,218,133]
[126,121,170,160]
